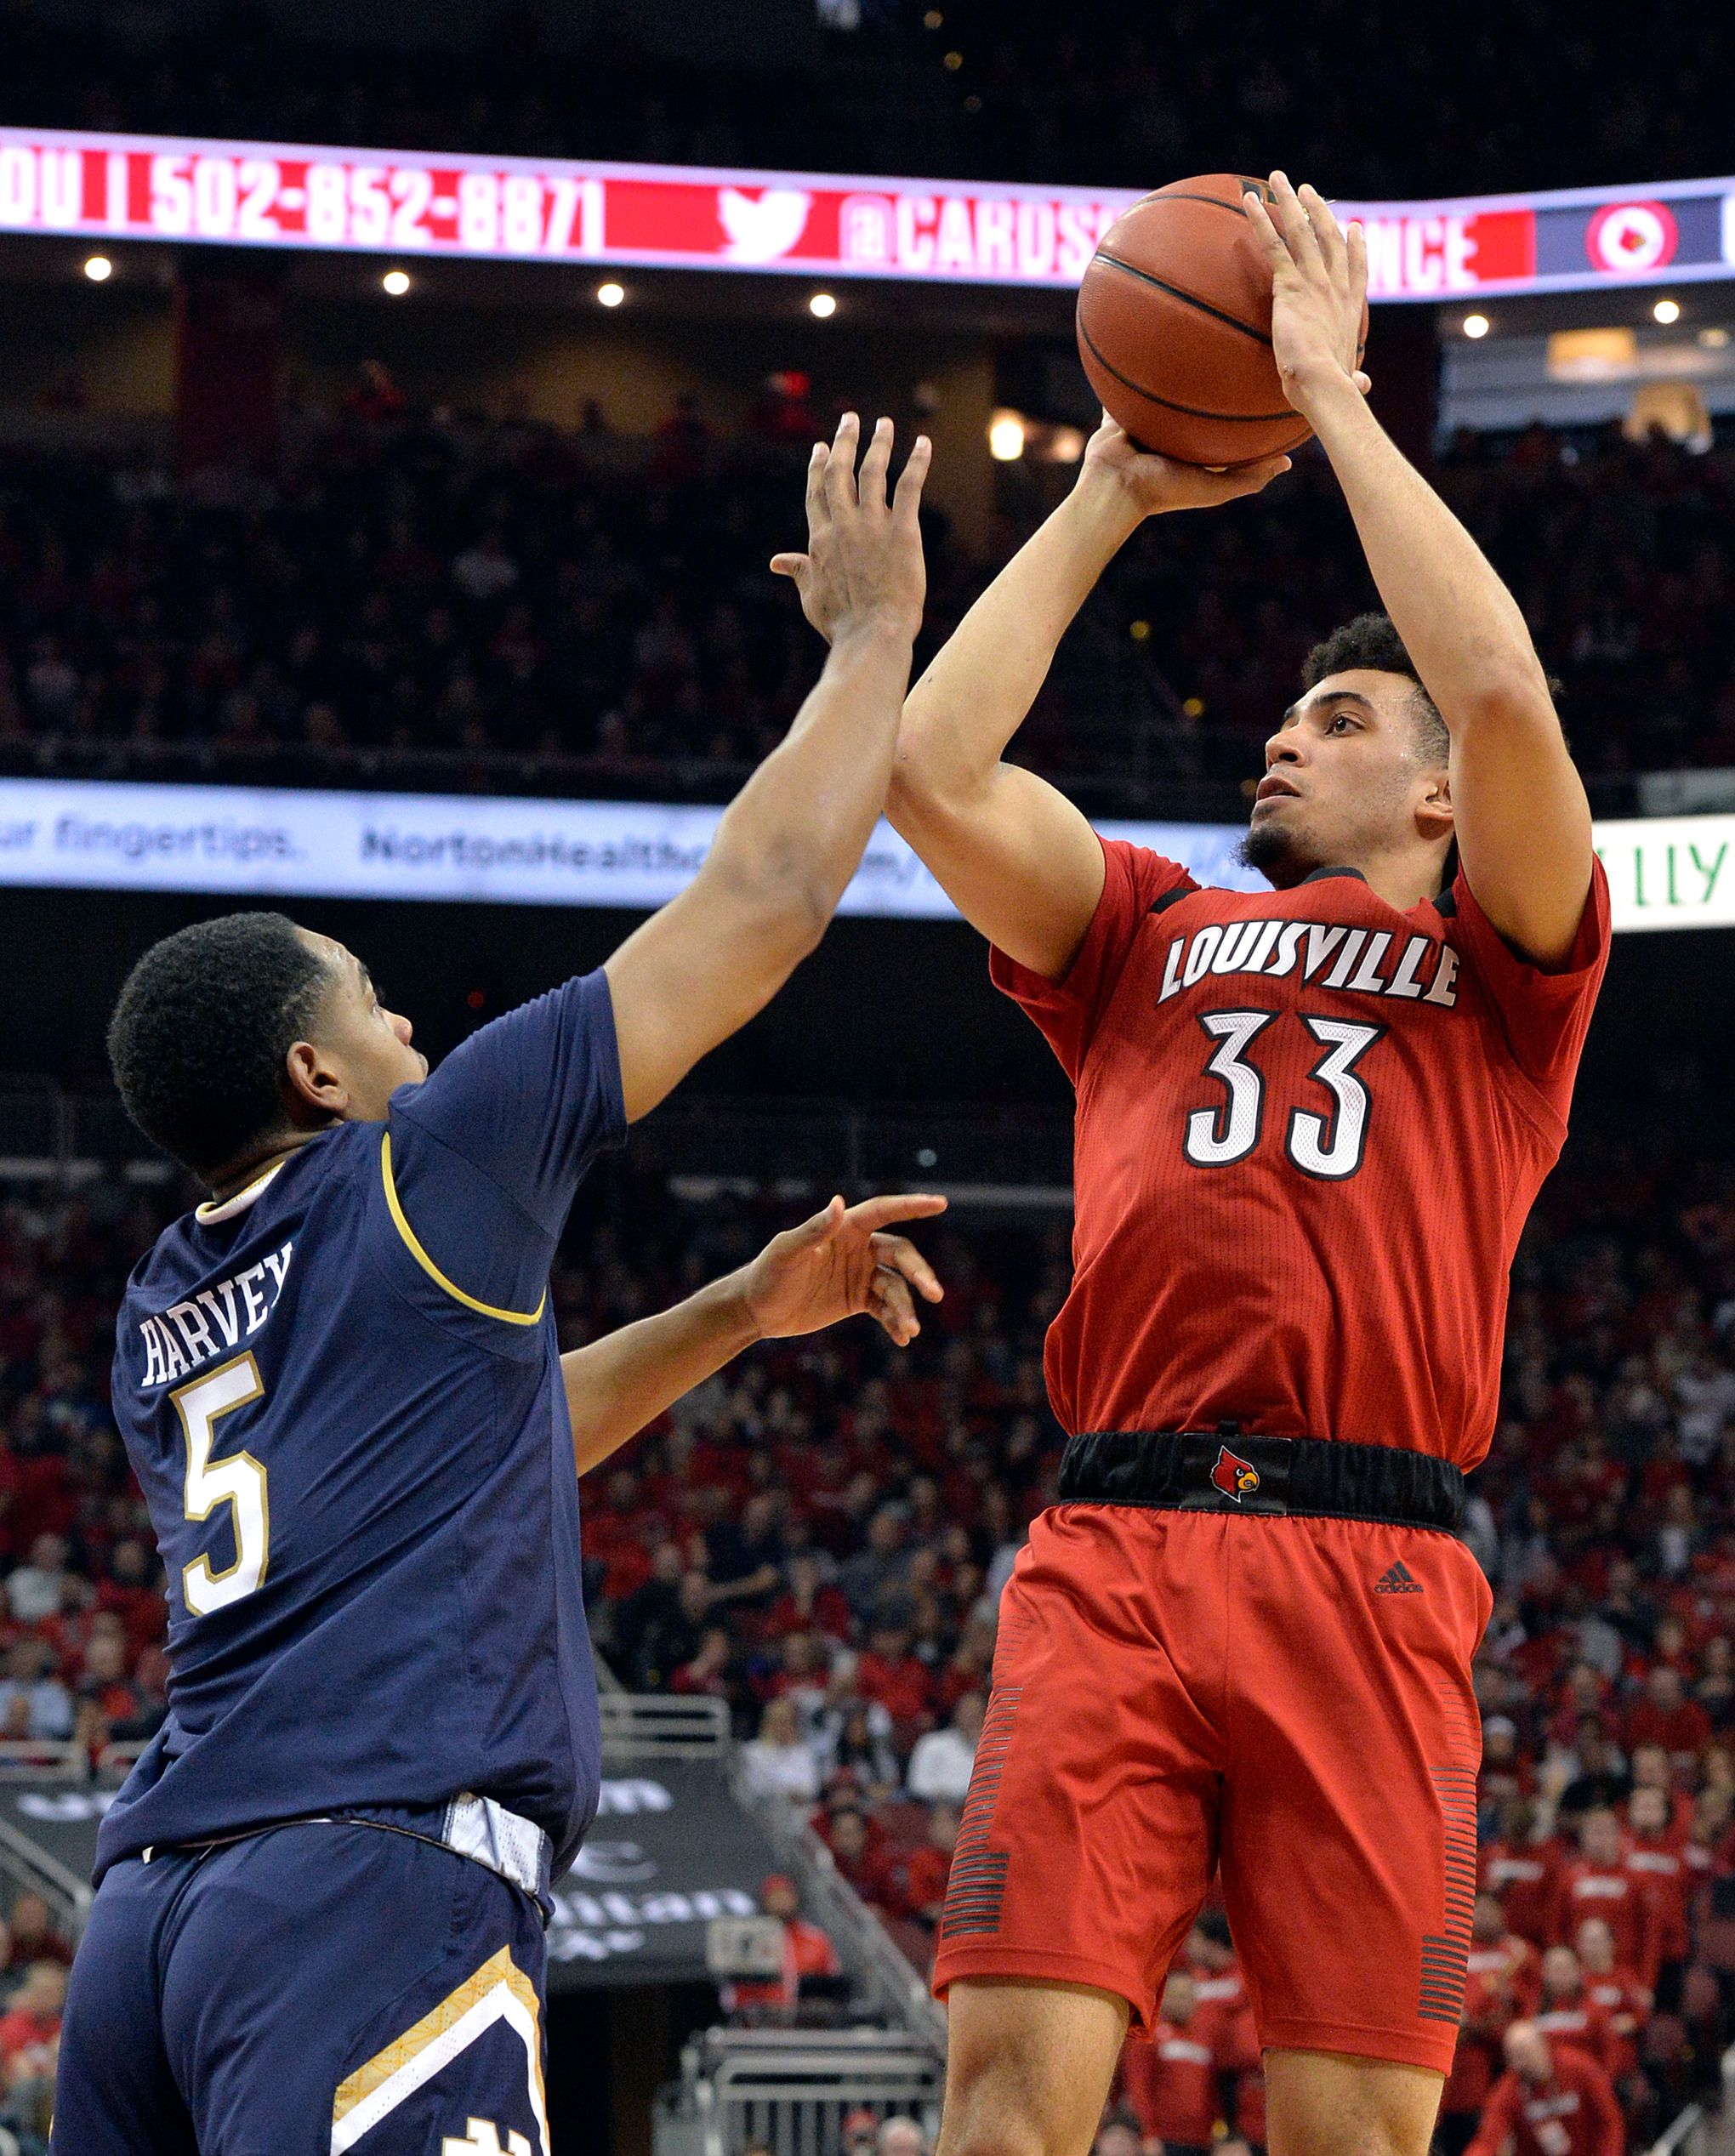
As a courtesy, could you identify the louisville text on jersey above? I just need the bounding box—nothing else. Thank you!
[137,1240,295,1389]
[1158,919,1461,1008]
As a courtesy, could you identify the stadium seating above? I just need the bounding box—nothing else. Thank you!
[3,412,1735,805]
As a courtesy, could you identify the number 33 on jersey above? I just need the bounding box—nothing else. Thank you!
[993,837,1610,1469]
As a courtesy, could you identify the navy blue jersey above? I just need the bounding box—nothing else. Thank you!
[96,969,625,1884]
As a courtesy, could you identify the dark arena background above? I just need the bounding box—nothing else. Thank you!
[3,4,1735,2153]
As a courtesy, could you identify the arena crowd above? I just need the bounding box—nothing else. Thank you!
[3,404,1734,811]
[0,1093,1732,2144]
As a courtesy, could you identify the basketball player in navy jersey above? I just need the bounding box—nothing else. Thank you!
[56,416,930,2154]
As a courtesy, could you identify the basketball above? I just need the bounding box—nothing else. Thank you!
[1077,174,1361,467]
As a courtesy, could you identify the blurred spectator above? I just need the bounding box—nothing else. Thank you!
[1466,2022,1624,2156]
[0,1964,61,2083]
[720,1874,842,2017]
[741,1696,822,1804]
[906,1690,983,1802]
[0,1647,70,1744]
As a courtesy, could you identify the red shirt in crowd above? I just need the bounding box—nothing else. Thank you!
[1534,1998,1618,2078]
[1624,1696,1712,1761]
[1465,2044,1624,2156]
[1622,1836,1691,1965]
[1582,1966,1651,2081]
[0,2003,60,2079]
[1484,1839,1564,1946]
[1551,1861,1658,1983]
[853,1652,933,1728]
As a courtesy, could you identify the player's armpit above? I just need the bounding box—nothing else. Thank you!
[886,757,1106,981]
[604,856,816,1124]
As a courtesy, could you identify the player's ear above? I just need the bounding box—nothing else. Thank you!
[282,1038,350,1124]
[1415,765,1453,845]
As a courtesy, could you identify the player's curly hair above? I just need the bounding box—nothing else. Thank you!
[107,913,330,1178]
[1301,612,1450,767]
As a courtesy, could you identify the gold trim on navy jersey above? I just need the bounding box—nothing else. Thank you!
[379,1132,547,1327]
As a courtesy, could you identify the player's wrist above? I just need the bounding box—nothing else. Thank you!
[1284,361,1366,431]
[1062,471,1149,549]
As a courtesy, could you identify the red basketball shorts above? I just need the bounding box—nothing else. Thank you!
[932,1503,1493,2074]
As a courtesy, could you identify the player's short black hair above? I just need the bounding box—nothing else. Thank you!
[107,912,331,1178]
[1301,612,1450,767]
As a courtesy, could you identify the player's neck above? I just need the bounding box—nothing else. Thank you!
[204,1129,322,1204]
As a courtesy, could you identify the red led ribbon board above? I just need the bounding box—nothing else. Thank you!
[0,130,1730,299]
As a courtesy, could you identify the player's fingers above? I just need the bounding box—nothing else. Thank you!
[1348,220,1370,344]
[857,416,893,514]
[870,1268,921,1344]
[1267,171,1323,270]
[804,440,830,535]
[1353,370,1373,396]
[1241,189,1292,271]
[1300,183,1346,278]
[769,553,808,581]
[1224,453,1293,497]
[825,412,861,516]
[869,1232,946,1303]
[890,432,932,525]
[845,1192,947,1233]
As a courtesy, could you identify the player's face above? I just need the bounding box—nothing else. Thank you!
[1243,669,1451,889]
[295,930,428,1122]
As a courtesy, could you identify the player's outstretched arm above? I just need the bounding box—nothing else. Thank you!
[1248,172,1593,968]
[887,418,1290,981]
[560,1193,945,1476]
[604,415,928,1124]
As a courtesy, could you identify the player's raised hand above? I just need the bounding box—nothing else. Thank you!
[1078,409,1293,517]
[1243,173,1372,419]
[741,1192,947,1347]
[771,413,930,648]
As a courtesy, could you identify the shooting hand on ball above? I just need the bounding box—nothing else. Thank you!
[1077,412,1292,520]
[1244,173,1373,421]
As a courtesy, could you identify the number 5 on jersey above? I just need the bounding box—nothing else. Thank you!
[1186,1010,1384,1180]
[173,1353,269,1617]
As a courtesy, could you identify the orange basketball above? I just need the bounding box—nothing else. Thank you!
[1077,174,1357,468]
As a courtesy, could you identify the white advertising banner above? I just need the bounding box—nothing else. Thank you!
[0,778,1725,934]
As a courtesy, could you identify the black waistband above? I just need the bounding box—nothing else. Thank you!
[1057,1426,1465,1534]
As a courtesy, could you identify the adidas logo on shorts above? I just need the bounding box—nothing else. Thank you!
[1374,1561,1423,1595]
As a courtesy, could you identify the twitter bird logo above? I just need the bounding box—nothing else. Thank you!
[718,188,814,265]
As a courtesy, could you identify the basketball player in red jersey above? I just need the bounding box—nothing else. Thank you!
[885,174,1609,2156]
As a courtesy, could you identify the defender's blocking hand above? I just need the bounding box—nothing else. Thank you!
[770,414,930,648]
[741,1192,947,1347]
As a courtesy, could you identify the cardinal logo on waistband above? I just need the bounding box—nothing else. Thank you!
[1211,1446,1260,1500]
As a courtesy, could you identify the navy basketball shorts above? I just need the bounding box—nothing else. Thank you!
[55,1820,549,2155]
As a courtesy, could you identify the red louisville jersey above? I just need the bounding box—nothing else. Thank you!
[993,840,1609,1465]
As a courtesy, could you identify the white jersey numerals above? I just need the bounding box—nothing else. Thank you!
[1185,1010,1385,1181]
[173,1351,270,1618]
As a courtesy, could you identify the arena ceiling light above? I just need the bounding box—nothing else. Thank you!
[987,409,1027,461]
[1462,314,1490,338]
[381,268,411,295]
[596,282,625,308]
[1653,297,1681,324]
[82,254,112,282]
[808,292,837,318]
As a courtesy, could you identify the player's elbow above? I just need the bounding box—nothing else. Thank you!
[708,847,833,969]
